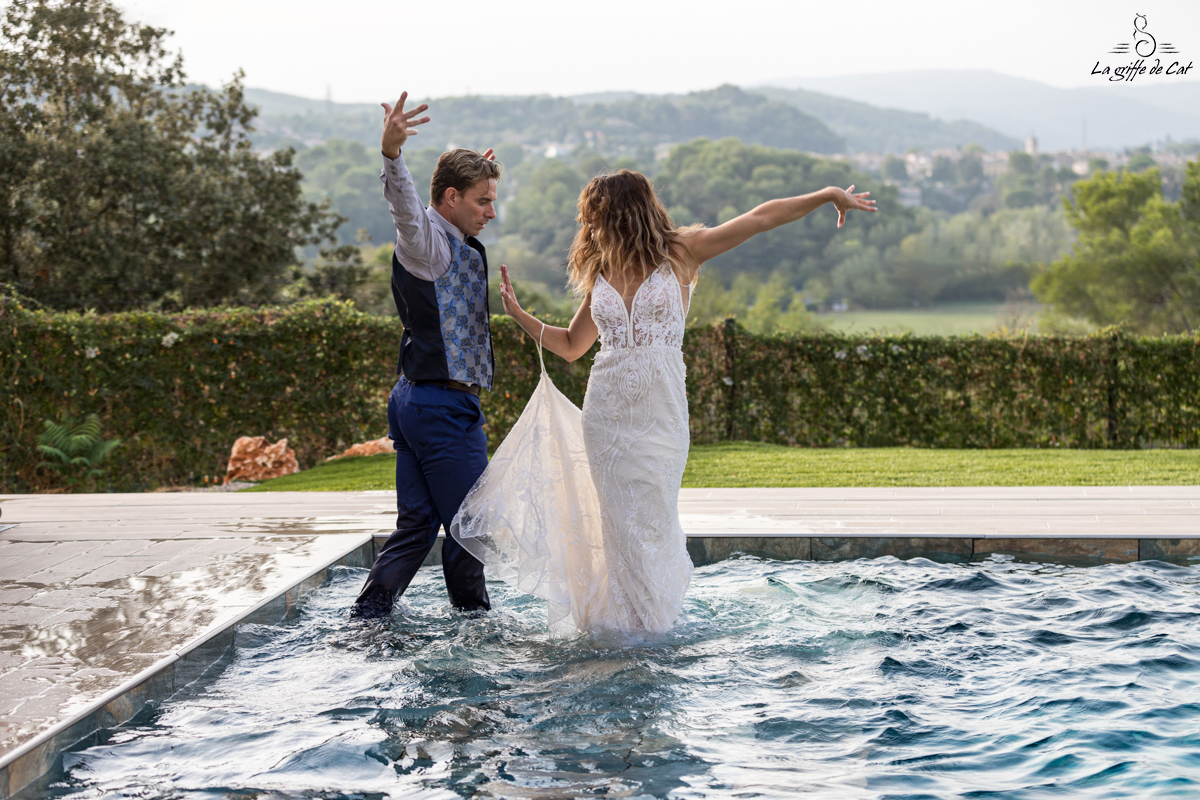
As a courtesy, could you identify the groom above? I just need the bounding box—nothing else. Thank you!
[350,91,501,619]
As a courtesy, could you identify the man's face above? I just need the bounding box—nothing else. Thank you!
[443,179,498,238]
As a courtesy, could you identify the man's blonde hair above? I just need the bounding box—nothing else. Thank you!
[430,149,502,204]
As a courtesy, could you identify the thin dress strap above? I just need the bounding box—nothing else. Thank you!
[536,321,547,374]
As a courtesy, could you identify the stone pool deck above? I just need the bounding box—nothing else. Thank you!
[1,486,1199,797]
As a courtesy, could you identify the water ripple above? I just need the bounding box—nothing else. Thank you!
[44,556,1200,799]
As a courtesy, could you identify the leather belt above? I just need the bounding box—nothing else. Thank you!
[409,379,481,397]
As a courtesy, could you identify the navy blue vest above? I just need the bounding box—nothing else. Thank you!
[391,229,494,390]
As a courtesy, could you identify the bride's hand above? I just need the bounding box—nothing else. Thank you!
[830,185,877,228]
[499,264,524,318]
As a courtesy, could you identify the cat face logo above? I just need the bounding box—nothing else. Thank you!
[1109,14,1179,58]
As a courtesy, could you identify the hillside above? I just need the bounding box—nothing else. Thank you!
[766,70,1200,151]
[244,85,844,155]
[755,86,1018,153]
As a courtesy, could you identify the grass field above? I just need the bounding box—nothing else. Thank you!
[815,303,1039,336]
[244,441,1200,492]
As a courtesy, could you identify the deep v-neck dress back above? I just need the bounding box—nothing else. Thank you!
[450,263,693,638]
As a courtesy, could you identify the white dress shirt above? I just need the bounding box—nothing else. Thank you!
[380,152,469,282]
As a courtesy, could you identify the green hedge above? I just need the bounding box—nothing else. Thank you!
[713,321,1200,450]
[0,298,596,492]
[3,299,1198,493]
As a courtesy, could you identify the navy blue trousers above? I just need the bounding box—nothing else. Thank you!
[350,377,491,617]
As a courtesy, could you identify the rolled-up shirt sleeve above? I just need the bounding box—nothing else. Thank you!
[380,152,450,281]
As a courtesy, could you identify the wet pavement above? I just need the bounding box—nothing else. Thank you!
[0,492,396,768]
[1,486,1199,788]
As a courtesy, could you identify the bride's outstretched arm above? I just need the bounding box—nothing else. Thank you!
[498,264,598,362]
[681,185,877,270]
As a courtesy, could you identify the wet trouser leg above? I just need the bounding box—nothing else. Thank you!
[350,377,491,618]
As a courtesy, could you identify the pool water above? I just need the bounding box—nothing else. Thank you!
[48,556,1200,799]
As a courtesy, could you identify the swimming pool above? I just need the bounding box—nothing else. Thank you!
[46,555,1200,798]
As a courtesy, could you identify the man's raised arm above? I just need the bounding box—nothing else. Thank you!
[379,91,447,281]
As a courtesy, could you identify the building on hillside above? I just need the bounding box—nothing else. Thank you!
[897,186,922,207]
[904,152,931,179]
[981,151,1009,178]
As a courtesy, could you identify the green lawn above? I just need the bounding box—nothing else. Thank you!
[244,441,1200,492]
[815,303,1038,336]
[242,453,400,492]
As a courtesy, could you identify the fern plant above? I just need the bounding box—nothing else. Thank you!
[36,414,121,491]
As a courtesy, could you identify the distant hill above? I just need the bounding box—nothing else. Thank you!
[579,85,844,153]
[754,86,1018,153]
[242,87,377,117]
[1086,81,1200,118]
[242,85,844,155]
[766,70,1200,150]
[568,91,642,105]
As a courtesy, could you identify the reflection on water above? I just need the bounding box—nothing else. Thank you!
[47,556,1200,798]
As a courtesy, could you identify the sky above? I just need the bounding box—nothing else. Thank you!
[117,0,1200,102]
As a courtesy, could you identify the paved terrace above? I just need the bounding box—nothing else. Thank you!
[1,486,1199,797]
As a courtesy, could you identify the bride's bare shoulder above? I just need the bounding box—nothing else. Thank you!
[669,235,702,284]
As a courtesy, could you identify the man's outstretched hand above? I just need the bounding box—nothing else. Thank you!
[381,91,430,159]
[830,185,877,228]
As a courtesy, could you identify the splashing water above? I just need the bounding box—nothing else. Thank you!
[46,556,1200,799]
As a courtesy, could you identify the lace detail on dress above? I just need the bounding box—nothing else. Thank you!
[593,264,687,350]
[589,275,630,350]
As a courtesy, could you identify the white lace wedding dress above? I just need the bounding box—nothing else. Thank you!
[450,263,694,638]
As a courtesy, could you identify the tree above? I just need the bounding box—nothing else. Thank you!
[957,153,984,184]
[931,156,956,184]
[1008,151,1036,175]
[500,158,586,286]
[294,138,414,245]
[881,154,909,182]
[655,138,906,289]
[1127,153,1157,173]
[0,0,341,310]
[1031,163,1200,334]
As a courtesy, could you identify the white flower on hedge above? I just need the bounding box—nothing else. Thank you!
[891,345,904,354]
[856,345,870,358]
[722,376,734,386]
[85,347,99,359]
[835,349,847,360]
[161,332,180,348]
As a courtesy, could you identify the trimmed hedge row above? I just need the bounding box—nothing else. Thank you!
[0,299,595,492]
[710,320,1200,450]
[3,298,1198,492]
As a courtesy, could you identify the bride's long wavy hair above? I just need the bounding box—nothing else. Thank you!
[567,170,698,297]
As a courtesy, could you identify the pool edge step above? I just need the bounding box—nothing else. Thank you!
[405,533,1200,569]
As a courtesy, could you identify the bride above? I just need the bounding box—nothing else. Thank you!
[451,169,875,638]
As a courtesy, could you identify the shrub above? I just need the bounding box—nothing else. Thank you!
[35,414,121,491]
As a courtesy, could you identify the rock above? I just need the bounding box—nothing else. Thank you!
[224,436,299,484]
[327,436,393,461]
